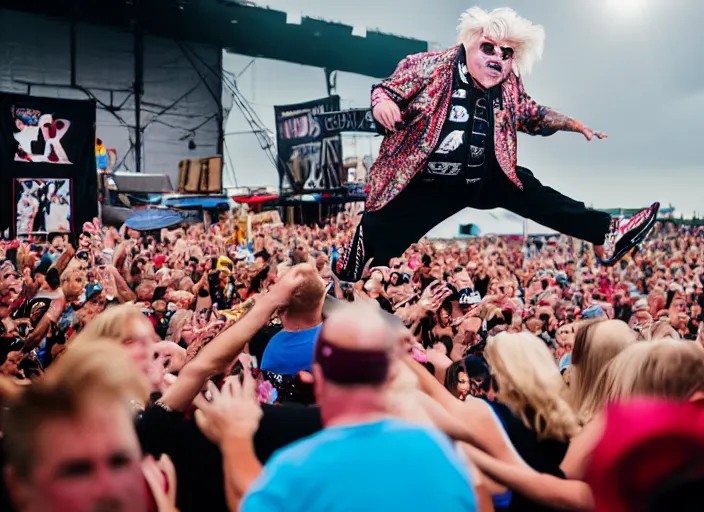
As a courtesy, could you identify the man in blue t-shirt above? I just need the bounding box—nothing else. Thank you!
[260,266,325,375]
[259,323,322,374]
[242,301,477,512]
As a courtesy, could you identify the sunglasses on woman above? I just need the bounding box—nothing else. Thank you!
[480,41,515,61]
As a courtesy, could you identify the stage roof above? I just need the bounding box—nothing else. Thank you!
[1,0,429,78]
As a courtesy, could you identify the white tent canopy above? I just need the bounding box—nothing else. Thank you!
[426,208,557,238]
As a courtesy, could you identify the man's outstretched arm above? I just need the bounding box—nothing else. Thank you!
[515,75,607,141]
[157,267,304,412]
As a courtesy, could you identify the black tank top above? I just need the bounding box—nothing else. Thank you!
[490,402,569,512]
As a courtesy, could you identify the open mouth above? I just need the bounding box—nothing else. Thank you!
[487,61,502,73]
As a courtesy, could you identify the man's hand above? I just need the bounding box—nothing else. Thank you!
[373,100,402,132]
[142,454,178,512]
[580,125,608,141]
[154,341,188,374]
[195,374,263,445]
[419,282,452,313]
[264,265,306,308]
[426,346,453,372]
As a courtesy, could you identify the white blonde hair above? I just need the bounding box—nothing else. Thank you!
[485,332,580,441]
[457,7,545,76]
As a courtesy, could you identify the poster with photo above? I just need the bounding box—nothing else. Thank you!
[15,178,71,235]
[274,96,342,192]
[0,93,97,238]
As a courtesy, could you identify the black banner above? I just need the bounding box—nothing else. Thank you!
[315,109,377,134]
[274,96,342,192]
[0,93,98,239]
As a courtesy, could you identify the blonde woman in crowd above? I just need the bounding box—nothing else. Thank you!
[567,319,636,422]
[559,339,704,491]
[406,330,585,510]
[463,338,704,510]
[482,332,582,511]
[70,304,169,394]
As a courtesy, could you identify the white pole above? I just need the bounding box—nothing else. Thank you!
[247,212,252,244]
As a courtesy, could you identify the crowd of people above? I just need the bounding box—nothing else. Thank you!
[0,210,703,512]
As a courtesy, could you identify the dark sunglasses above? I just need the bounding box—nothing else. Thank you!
[480,41,514,61]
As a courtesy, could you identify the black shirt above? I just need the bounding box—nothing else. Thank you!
[489,402,568,512]
[425,48,495,185]
[474,275,491,298]
[137,403,322,512]
[208,272,235,310]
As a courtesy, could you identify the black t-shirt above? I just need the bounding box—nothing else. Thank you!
[489,402,568,512]
[208,273,235,310]
[425,49,494,185]
[137,403,322,512]
[474,275,491,298]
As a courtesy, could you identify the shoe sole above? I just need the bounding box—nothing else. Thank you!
[600,204,660,266]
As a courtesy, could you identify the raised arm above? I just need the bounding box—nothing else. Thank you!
[107,265,136,303]
[465,444,595,511]
[516,75,606,141]
[51,244,75,275]
[158,268,304,412]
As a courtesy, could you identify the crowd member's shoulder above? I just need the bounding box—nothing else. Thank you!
[0,374,23,401]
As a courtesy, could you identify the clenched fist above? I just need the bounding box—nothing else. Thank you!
[373,100,402,132]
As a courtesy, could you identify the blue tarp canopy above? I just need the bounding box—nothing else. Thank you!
[124,209,183,231]
[162,197,230,210]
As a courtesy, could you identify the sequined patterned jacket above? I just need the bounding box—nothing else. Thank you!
[367,45,570,212]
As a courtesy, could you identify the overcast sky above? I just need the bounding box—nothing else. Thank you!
[223,0,703,236]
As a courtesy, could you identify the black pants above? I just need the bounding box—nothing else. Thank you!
[362,166,611,267]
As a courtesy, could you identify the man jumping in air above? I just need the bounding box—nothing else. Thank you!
[335,6,658,281]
